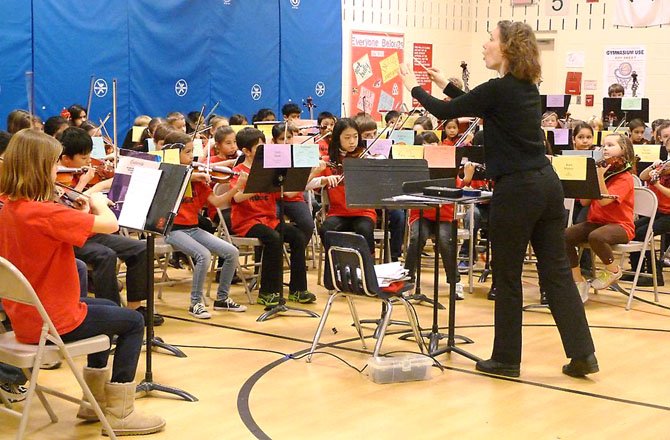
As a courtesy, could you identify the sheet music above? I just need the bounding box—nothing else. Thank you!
[118,167,163,230]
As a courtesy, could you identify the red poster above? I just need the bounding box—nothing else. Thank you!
[565,71,582,95]
[412,43,433,108]
[585,94,594,107]
[350,31,404,120]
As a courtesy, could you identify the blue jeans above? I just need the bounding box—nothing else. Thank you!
[60,298,144,383]
[404,217,455,283]
[76,258,88,298]
[166,227,239,304]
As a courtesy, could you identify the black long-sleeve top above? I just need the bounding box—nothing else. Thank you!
[411,73,548,179]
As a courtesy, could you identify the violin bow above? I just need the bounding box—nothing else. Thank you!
[86,75,95,120]
[204,100,220,122]
[112,79,118,169]
[25,71,35,128]
[191,103,206,142]
[454,118,480,147]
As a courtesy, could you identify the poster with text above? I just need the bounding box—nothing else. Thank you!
[350,31,404,120]
[604,46,646,97]
[412,43,433,108]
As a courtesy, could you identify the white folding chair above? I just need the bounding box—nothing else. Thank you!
[0,256,117,440]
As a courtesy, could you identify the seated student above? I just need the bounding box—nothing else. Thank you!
[271,123,315,243]
[588,116,604,133]
[67,104,88,127]
[541,111,560,128]
[6,109,32,134]
[651,118,669,144]
[152,124,174,151]
[228,113,248,126]
[59,127,162,325]
[353,114,378,141]
[416,130,440,146]
[628,118,649,145]
[210,126,240,166]
[632,138,670,286]
[573,121,595,152]
[163,131,246,318]
[565,133,635,303]
[0,128,165,436]
[252,108,277,123]
[44,115,70,140]
[281,102,301,124]
[442,118,462,146]
[317,111,336,157]
[166,111,186,132]
[231,127,315,307]
[58,127,105,193]
[122,115,152,150]
[608,83,625,98]
[314,118,377,254]
[384,110,400,128]
[413,115,434,132]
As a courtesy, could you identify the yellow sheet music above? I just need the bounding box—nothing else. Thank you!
[392,145,424,159]
[131,126,145,142]
[634,144,661,163]
[230,125,253,133]
[551,156,587,181]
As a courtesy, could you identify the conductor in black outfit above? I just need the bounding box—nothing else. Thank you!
[400,20,598,378]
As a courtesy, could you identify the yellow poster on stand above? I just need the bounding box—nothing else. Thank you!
[551,156,587,181]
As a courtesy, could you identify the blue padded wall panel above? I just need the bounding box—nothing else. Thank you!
[279,0,343,118]
[0,0,33,127]
[33,0,130,132]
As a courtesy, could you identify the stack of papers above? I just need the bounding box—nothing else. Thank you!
[374,262,410,287]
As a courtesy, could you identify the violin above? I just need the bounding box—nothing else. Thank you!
[192,162,239,182]
[648,160,670,184]
[596,155,631,180]
[54,182,89,210]
[56,159,115,187]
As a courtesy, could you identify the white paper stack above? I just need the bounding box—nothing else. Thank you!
[374,262,409,287]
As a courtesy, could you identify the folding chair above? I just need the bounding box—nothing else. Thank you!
[307,232,426,361]
[0,256,116,440]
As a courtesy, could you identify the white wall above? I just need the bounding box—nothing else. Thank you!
[342,0,670,122]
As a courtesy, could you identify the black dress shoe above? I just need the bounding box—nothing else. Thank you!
[540,291,549,305]
[475,358,520,377]
[487,287,496,301]
[135,306,165,327]
[562,353,599,377]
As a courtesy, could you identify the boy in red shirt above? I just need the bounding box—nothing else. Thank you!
[231,127,315,307]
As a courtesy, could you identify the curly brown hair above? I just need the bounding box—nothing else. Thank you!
[497,20,541,84]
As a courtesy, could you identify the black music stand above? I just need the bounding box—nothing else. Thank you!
[114,163,197,401]
[343,159,443,309]
[541,94,571,116]
[395,179,483,360]
[602,97,650,126]
[546,129,574,153]
[244,145,319,322]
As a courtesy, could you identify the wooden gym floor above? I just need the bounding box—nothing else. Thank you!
[2,260,670,439]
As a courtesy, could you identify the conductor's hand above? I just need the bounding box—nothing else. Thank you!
[425,67,448,90]
[399,64,419,92]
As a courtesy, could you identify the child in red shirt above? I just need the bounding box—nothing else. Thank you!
[163,131,247,319]
[231,127,315,307]
[565,133,636,302]
[0,129,164,435]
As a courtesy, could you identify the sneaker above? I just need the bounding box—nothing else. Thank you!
[188,302,211,319]
[576,281,590,303]
[457,260,470,274]
[0,382,28,403]
[454,283,464,300]
[213,297,247,312]
[257,292,281,307]
[590,268,622,290]
[288,290,317,304]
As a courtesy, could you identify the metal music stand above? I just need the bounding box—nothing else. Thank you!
[244,145,319,322]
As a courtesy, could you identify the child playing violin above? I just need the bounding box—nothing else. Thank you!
[231,127,315,307]
[315,118,377,254]
[442,118,461,146]
[164,131,247,318]
[628,118,649,145]
[564,133,636,302]
[542,111,560,128]
[271,123,315,243]
[0,128,165,436]
[573,121,595,152]
[210,126,240,166]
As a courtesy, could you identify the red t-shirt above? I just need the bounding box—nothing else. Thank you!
[320,167,377,222]
[230,163,279,236]
[174,181,212,227]
[0,199,94,343]
[650,176,670,214]
[318,139,330,159]
[408,204,454,224]
[588,172,635,240]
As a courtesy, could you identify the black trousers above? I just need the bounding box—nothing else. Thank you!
[489,164,595,364]
[75,234,147,305]
[246,223,307,294]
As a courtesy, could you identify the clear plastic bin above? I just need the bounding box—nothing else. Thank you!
[367,355,433,384]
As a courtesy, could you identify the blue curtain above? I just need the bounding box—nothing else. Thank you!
[0,0,33,125]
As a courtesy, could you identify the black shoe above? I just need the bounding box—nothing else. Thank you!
[620,274,662,287]
[475,358,520,377]
[562,353,599,377]
[540,291,549,305]
[487,287,496,301]
[135,306,164,327]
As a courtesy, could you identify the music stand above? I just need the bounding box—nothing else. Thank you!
[546,129,574,154]
[541,94,571,116]
[397,179,481,359]
[602,97,650,126]
[244,145,319,322]
[558,157,601,200]
[343,159,442,309]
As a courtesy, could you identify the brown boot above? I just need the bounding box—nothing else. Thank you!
[76,366,111,421]
[102,382,166,436]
